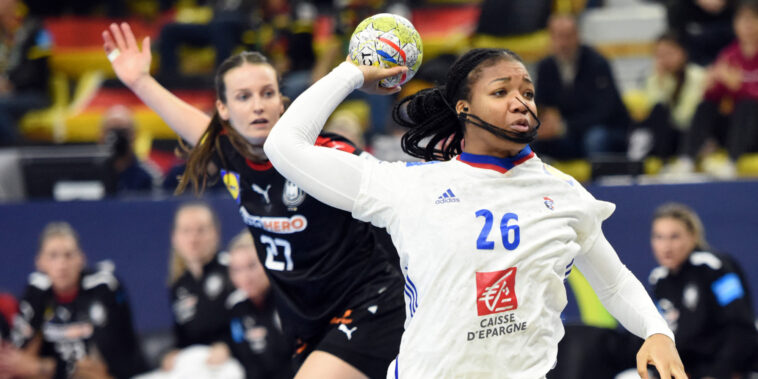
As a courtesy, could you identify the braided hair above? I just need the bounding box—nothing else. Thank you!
[393,48,524,161]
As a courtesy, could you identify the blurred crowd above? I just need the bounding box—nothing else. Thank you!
[0,0,756,200]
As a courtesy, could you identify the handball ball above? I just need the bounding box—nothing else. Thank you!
[348,13,423,88]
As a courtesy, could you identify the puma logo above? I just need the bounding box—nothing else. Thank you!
[252,184,271,204]
[338,324,357,340]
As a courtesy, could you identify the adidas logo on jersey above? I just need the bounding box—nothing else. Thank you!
[435,188,460,204]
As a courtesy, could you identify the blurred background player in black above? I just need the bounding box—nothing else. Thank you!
[225,230,292,379]
[161,201,235,372]
[649,202,758,378]
[0,222,147,379]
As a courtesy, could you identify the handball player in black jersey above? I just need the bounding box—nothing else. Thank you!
[0,222,147,379]
[162,202,236,371]
[649,203,758,378]
[225,230,292,379]
[103,23,404,378]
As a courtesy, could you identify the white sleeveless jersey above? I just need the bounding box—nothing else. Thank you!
[351,148,614,379]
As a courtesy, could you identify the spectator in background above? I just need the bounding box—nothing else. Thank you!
[0,0,51,146]
[225,231,292,379]
[648,203,758,378]
[161,202,235,373]
[628,31,707,162]
[0,222,148,379]
[532,14,630,160]
[665,0,736,66]
[670,0,758,179]
[100,105,160,194]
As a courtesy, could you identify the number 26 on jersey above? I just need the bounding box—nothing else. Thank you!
[476,209,520,251]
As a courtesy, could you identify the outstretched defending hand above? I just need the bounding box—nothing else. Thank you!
[636,334,686,379]
[346,56,408,95]
[102,23,152,90]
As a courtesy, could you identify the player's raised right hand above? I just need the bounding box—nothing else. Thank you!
[345,56,407,96]
[102,22,152,90]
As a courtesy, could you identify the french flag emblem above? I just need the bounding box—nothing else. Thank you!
[544,197,554,210]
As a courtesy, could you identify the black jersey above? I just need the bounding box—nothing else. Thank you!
[215,132,400,340]
[649,251,758,378]
[225,289,292,379]
[170,251,235,348]
[12,264,147,379]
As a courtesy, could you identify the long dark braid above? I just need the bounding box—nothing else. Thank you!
[393,48,524,161]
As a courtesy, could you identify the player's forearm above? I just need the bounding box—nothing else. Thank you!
[129,75,210,145]
[264,62,365,211]
[576,235,674,341]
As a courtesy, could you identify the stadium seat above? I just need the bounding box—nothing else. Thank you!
[738,154,758,177]
[18,71,70,142]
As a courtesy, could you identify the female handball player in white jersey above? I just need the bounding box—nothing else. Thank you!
[102,23,406,379]
[264,48,687,378]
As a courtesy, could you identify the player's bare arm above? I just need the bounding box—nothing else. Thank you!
[102,22,210,146]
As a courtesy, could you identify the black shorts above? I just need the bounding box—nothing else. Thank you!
[293,280,406,378]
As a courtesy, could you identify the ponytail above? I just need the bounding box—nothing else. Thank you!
[395,88,463,161]
[175,113,264,195]
[175,112,226,195]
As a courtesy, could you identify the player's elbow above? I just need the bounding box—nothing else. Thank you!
[263,128,283,163]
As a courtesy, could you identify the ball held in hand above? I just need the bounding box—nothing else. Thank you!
[348,13,423,88]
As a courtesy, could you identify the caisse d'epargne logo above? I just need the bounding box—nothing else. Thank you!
[476,268,518,316]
